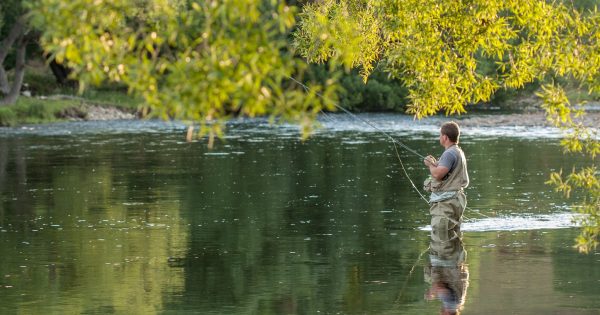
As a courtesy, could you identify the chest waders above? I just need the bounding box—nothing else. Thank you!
[424,145,469,239]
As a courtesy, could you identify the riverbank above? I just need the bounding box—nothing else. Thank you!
[63,104,600,128]
[3,95,600,128]
[0,95,143,126]
[456,111,600,128]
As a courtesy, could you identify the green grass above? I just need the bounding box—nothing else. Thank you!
[0,107,17,126]
[0,91,144,127]
[0,63,145,127]
[0,97,81,126]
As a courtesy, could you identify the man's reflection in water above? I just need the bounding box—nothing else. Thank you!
[424,222,469,315]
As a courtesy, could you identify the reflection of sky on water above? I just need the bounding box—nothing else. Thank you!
[0,113,589,140]
[0,119,186,136]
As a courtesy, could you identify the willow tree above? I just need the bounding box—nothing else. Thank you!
[34,0,598,251]
[294,0,599,252]
[31,0,338,146]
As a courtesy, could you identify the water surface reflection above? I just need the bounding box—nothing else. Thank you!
[0,118,598,314]
[425,225,468,315]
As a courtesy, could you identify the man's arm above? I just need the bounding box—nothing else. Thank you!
[424,155,450,180]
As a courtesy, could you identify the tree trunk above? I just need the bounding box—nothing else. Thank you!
[0,16,26,95]
[0,36,27,106]
[0,68,9,95]
[49,58,77,87]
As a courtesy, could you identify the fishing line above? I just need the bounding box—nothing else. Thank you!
[288,76,492,219]
[288,76,426,161]
[288,76,430,204]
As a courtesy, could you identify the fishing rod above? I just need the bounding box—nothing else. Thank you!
[288,75,431,203]
[287,76,426,160]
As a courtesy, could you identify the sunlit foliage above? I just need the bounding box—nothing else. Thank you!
[31,0,338,145]
[295,0,590,117]
[295,0,599,252]
[542,83,600,253]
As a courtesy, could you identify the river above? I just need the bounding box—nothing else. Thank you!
[0,115,598,314]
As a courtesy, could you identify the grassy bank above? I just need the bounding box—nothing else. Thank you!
[0,64,144,126]
[0,93,143,126]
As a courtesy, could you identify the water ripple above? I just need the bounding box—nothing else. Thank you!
[420,212,582,232]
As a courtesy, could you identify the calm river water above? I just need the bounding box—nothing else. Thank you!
[0,115,598,314]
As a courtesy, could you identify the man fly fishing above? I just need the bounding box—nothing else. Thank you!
[423,121,470,233]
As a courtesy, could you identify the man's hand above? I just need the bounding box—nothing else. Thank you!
[424,155,449,180]
[423,155,437,167]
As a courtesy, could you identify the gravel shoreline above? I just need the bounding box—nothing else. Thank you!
[85,105,137,120]
[455,112,600,128]
[71,104,600,128]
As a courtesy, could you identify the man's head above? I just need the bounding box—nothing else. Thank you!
[440,121,460,144]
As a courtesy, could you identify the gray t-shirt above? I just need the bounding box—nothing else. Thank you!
[429,145,464,203]
[438,146,459,179]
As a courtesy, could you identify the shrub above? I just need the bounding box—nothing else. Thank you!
[16,101,55,121]
[0,107,17,126]
[306,64,409,112]
[338,70,408,112]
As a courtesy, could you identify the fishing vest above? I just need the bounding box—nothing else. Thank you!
[424,145,469,194]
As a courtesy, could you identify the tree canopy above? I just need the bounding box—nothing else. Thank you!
[295,1,595,117]
[31,0,338,144]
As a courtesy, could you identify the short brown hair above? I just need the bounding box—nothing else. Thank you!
[441,121,460,143]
